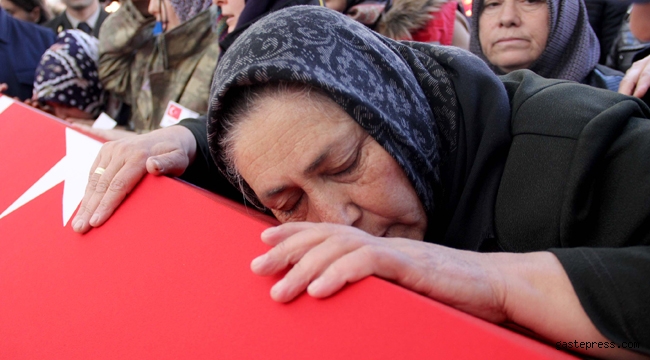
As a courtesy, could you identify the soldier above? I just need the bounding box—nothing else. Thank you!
[44,0,109,37]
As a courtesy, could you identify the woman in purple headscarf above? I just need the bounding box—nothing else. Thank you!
[469,0,625,92]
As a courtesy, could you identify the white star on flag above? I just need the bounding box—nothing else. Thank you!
[0,126,103,226]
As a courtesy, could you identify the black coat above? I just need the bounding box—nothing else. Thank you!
[585,0,629,64]
[497,71,650,354]
[44,7,109,38]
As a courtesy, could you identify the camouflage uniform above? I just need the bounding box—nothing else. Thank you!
[98,0,221,133]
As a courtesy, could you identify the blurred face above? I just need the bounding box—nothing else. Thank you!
[148,0,181,31]
[233,92,428,240]
[1,0,40,22]
[48,102,94,120]
[63,0,96,11]
[478,0,549,73]
[325,0,346,12]
[215,0,245,33]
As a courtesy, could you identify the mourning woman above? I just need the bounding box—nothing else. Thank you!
[74,7,649,358]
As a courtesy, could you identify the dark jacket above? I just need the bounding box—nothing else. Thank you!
[497,70,650,354]
[44,7,109,38]
[585,0,629,64]
[0,8,56,100]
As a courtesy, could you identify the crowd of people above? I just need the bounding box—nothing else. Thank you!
[1,0,650,358]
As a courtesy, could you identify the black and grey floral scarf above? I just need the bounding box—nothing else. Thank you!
[208,6,512,249]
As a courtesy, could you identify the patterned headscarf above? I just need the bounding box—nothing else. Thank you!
[33,30,104,117]
[207,7,512,248]
[169,0,213,23]
[469,0,600,83]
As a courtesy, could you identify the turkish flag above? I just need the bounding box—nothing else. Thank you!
[0,97,574,359]
[167,104,182,119]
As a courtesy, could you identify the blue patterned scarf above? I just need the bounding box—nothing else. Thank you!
[208,6,512,247]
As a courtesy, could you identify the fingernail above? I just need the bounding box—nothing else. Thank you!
[73,219,83,232]
[261,226,278,239]
[270,279,286,299]
[250,254,267,271]
[89,213,100,226]
[151,159,163,172]
[307,277,324,295]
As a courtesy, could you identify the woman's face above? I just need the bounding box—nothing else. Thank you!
[48,102,94,120]
[1,0,40,23]
[324,0,347,12]
[478,0,549,73]
[148,0,181,31]
[232,92,428,240]
[215,0,245,33]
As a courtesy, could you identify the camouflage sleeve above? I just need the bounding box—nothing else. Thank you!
[98,0,154,102]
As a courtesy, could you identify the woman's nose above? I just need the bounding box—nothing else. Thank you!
[306,191,361,227]
[147,0,158,16]
[498,0,521,27]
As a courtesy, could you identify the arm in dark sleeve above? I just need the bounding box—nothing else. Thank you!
[177,116,244,203]
[550,114,650,355]
[548,247,650,355]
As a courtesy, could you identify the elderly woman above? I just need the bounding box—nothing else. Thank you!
[73,7,649,358]
[469,0,650,103]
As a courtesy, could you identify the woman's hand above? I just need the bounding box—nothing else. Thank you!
[251,222,508,322]
[619,54,650,99]
[253,222,644,359]
[71,125,197,233]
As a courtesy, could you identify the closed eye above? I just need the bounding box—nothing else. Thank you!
[331,149,361,177]
[276,192,305,219]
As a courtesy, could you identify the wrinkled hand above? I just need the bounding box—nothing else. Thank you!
[251,222,508,322]
[71,125,197,233]
[619,54,650,99]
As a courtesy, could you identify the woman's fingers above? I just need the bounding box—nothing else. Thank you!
[260,222,320,245]
[87,157,149,227]
[145,149,191,176]
[252,225,329,276]
[253,223,389,302]
[268,232,370,302]
[71,126,196,233]
[619,55,650,98]
[306,245,379,298]
[72,146,147,232]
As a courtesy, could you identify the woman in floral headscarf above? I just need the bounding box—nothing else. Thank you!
[33,30,105,121]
